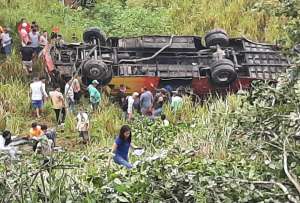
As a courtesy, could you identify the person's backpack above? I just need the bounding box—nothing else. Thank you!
[122,97,129,112]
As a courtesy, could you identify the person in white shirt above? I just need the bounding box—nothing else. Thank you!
[39,30,48,47]
[0,27,12,57]
[76,107,89,144]
[65,79,75,113]
[0,130,11,150]
[161,114,170,126]
[28,27,40,54]
[127,92,139,121]
[29,77,47,118]
[0,130,17,158]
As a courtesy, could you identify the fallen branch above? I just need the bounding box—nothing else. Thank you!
[283,138,300,194]
[236,179,298,203]
[212,175,299,203]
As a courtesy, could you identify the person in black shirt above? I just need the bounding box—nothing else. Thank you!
[20,41,34,74]
[117,84,126,107]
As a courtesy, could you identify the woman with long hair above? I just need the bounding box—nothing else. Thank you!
[111,125,133,169]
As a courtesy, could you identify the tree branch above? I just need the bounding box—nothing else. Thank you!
[283,138,300,194]
[236,179,298,203]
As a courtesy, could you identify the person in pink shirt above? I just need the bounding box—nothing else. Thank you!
[72,74,81,104]
[20,23,30,47]
[17,18,31,33]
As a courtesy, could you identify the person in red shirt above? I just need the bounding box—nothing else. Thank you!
[17,18,31,33]
[19,23,30,47]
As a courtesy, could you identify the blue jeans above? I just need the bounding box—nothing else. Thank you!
[113,154,132,169]
[153,108,162,117]
[3,44,12,56]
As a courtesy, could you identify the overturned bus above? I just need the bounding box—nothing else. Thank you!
[48,27,290,96]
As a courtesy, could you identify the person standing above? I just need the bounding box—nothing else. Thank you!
[20,23,30,47]
[64,79,75,113]
[72,74,81,104]
[39,30,48,49]
[31,21,39,32]
[20,41,34,74]
[17,19,31,33]
[76,108,90,144]
[49,87,66,125]
[126,92,139,121]
[0,27,12,57]
[140,87,153,116]
[29,77,47,118]
[28,28,40,54]
[87,80,101,111]
[117,84,126,107]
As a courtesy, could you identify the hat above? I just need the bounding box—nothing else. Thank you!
[132,92,139,97]
[22,22,27,28]
[92,80,99,84]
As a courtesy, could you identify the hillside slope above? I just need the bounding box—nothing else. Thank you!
[0,0,300,202]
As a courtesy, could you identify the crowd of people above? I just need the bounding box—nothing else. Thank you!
[117,85,183,122]
[18,19,54,75]
[1,18,185,169]
[0,19,44,60]
[3,70,183,168]
[6,72,182,168]
[1,18,64,73]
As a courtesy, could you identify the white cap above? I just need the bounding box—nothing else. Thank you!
[132,92,139,97]
[22,23,27,28]
[92,80,99,84]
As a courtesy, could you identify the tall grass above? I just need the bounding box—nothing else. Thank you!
[165,94,243,158]
[0,0,289,152]
[0,0,87,40]
[168,0,283,42]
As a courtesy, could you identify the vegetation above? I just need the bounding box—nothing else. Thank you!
[1,0,300,202]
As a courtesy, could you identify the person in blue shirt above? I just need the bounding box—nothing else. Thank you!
[87,80,101,111]
[111,125,134,169]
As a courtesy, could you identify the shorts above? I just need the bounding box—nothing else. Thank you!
[32,100,43,109]
[79,131,90,143]
[33,47,42,55]
[22,61,33,72]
